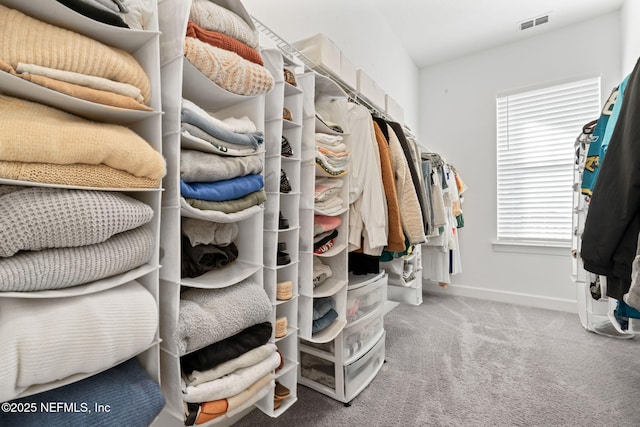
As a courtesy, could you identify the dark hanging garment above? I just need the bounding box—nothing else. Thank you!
[372,116,390,141]
[388,121,430,235]
[581,58,640,300]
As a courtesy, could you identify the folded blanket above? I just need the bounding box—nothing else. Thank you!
[313,256,333,288]
[315,195,344,213]
[0,280,158,402]
[182,99,257,134]
[181,322,272,374]
[189,0,259,48]
[185,190,266,214]
[0,161,161,188]
[181,237,238,279]
[121,0,154,30]
[183,351,280,403]
[312,308,338,333]
[0,4,151,102]
[56,0,129,28]
[313,297,336,321]
[181,107,264,148]
[185,343,277,387]
[316,149,350,170]
[318,145,349,159]
[181,198,264,223]
[0,358,165,427]
[181,130,259,157]
[0,95,165,181]
[182,218,239,247]
[0,226,154,292]
[186,21,263,66]
[225,373,272,417]
[0,187,153,257]
[181,149,263,183]
[184,37,274,96]
[314,229,339,252]
[180,175,264,202]
[181,123,262,151]
[16,62,144,103]
[314,215,342,237]
[175,279,272,355]
[315,186,341,203]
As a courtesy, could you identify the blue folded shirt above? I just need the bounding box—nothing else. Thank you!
[180,174,264,202]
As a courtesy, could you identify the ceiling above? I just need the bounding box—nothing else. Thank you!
[369,0,625,67]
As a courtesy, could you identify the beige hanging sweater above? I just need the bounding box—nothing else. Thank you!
[0,4,151,104]
[0,95,165,182]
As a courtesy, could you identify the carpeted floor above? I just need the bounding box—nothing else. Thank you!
[236,291,640,427]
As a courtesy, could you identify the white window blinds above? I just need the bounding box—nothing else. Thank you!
[496,78,600,243]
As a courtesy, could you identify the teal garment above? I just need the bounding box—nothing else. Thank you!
[582,75,630,196]
[380,237,412,262]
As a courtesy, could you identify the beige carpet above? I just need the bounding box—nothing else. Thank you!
[237,291,640,426]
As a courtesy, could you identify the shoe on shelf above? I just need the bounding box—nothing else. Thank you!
[280,169,292,193]
[279,211,289,229]
[274,381,290,400]
[275,316,288,338]
[283,107,293,121]
[283,68,297,86]
[281,135,293,157]
[277,242,291,265]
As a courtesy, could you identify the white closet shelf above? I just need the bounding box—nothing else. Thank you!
[275,326,299,342]
[309,319,347,343]
[280,154,302,162]
[181,58,259,111]
[283,119,303,129]
[0,0,160,53]
[313,278,348,298]
[275,295,298,306]
[314,206,348,217]
[276,357,299,378]
[0,178,162,192]
[298,342,335,362]
[0,264,160,299]
[264,225,301,234]
[315,117,348,136]
[284,82,303,96]
[180,262,262,289]
[0,72,161,125]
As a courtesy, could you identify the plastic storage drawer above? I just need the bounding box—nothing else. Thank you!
[300,350,335,391]
[346,274,387,324]
[342,310,384,362]
[344,331,385,399]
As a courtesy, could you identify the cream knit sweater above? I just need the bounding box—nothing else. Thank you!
[0,95,165,181]
[0,4,151,103]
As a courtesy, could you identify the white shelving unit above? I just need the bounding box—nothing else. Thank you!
[384,245,424,307]
[0,0,163,411]
[155,0,274,425]
[260,48,304,416]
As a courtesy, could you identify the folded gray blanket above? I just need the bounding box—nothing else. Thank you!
[0,225,154,292]
[180,149,263,183]
[175,278,272,355]
[0,187,153,257]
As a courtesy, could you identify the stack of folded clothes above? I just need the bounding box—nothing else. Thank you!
[313,257,333,289]
[179,99,266,222]
[314,178,344,216]
[175,278,276,425]
[184,0,274,96]
[0,4,153,110]
[181,218,240,279]
[0,95,165,188]
[315,133,349,178]
[312,297,338,334]
[313,214,342,255]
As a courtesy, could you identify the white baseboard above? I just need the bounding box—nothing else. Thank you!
[423,281,578,313]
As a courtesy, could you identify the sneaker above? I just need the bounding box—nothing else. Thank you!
[280,169,292,193]
[281,135,293,157]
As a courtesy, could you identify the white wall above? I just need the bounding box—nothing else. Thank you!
[419,12,622,311]
[243,0,420,131]
[621,0,640,74]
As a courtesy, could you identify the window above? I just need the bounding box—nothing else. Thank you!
[496,78,600,244]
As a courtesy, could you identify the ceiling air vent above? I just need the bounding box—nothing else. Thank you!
[519,14,550,31]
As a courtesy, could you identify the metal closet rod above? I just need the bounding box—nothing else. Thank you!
[252,16,415,138]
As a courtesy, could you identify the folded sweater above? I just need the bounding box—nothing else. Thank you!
[182,99,257,134]
[186,20,263,66]
[0,281,158,403]
[184,37,274,97]
[180,149,263,183]
[181,123,262,151]
[180,175,264,202]
[0,4,150,102]
[175,279,272,355]
[185,189,266,214]
[0,186,153,257]
[0,225,154,292]
[189,0,259,48]
[181,218,239,247]
[0,95,165,181]
[181,104,264,147]
[181,130,259,157]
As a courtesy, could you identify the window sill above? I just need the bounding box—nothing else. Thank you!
[492,240,571,256]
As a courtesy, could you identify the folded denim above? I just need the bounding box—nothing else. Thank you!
[182,103,263,148]
[180,175,264,202]
[312,297,335,320]
[312,308,338,333]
